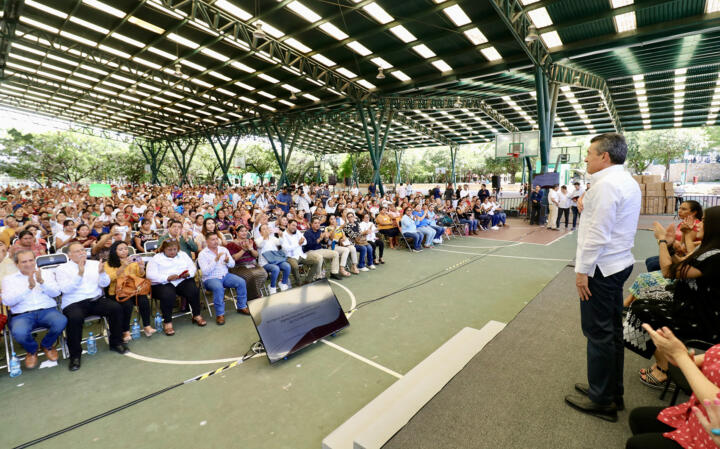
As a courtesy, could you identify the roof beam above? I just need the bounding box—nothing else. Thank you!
[0,0,24,79]
[381,96,519,132]
[488,0,552,71]
[548,64,623,132]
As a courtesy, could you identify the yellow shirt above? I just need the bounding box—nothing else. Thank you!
[0,227,16,247]
[104,261,143,296]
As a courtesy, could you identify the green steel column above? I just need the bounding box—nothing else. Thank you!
[167,138,199,186]
[351,153,359,187]
[263,122,297,188]
[394,149,402,188]
[205,133,240,187]
[450,145,458,187]
[357,103,394,196]
[137,139,168,185]
[535,66,552,173]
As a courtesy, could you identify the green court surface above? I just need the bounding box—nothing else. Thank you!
[0,228,660,449]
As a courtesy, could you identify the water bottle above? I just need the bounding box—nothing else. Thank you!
[9,352,22,378]
[131,319,141,340]
[154,313,163,333]
[86,332,98,355]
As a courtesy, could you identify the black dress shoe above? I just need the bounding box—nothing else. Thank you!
[330,273,342,280]
[68,357,81,371]
[110,344,129,355]
[575,383,624,411]
[565,394,618,422]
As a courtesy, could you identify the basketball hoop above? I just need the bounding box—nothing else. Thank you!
[508,152,520,159]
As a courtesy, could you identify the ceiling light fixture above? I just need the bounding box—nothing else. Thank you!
[525,25,539,42]
[573,75,581,86]
[376,67,385,79]
[174,62,182,76]
[454,97,462,108]
[290,91,297,100]
[253,23,266,41]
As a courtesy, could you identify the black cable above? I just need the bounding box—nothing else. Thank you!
[12,341,262,449]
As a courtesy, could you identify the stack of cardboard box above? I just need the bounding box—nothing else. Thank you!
[631,174,675,215]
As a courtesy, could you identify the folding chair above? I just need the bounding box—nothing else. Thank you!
[126,246,136,256]
[398,232,417,252]
[449,212,466,237]
[144,239,159,252]
[3,309,68,372]
[196,262,238,317]
[222,233,233,242]
[660,339,713,405]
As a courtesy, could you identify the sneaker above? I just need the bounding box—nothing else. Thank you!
[279,283,290,291]
[360,267,369,272]
[412,249,422,253]
[368,265,376,270]
[491,226,499,230]
[268,286,277,295]
[433,238,442,244]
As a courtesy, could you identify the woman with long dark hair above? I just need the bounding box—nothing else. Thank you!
[624,206,720,390]
[104,241,154,340]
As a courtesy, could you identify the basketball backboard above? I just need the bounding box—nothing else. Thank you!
[549,146,583,164]
[495,130,540,159]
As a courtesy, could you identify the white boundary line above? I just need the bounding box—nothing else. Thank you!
[329,279,357,319]
[440,242,522,249]
[321,339,403,379]
[433,248,573,262]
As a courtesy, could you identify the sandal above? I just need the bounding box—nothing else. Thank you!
[639,365,674,391]
[163,323,175,336]
[379,258,385,264]
[192,315,207,327]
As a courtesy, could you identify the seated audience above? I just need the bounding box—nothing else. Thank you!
[281,219,322,285]
[255,224,291,294]
[400,206,423,252]
[360,212,384,264]
[1,250,67,369]
[146,239,206,335]
[104,241,153,340]
[344,212,374,271]
[10,229,46,257]
[302,218,345,279]
[159,219,199,258]
[198,233,248,325]
[226,224,267,300]
[624,209,720,390]
[55,242,127,371]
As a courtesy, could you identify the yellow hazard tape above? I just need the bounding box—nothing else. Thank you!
[191,359,242,383]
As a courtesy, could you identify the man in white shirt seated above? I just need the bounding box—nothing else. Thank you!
[1,250,67,369]
[281,219,322,285]
[198,233,248,325]
[55,242,126,372]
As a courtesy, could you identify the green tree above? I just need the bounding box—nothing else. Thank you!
[625,132,651,175]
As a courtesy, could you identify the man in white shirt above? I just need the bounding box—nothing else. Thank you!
[295,188,312,222]
[198,234,248,324]
[397,183,407,199]
[55,242,126,371]
[569,181,584,230]
[2,250,67,369]
[547,185,560,230]
[565,133,641,422]
[281,220,323,285]
[556,185,572,229]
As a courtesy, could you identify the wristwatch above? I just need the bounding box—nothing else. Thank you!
[658,239,668,245]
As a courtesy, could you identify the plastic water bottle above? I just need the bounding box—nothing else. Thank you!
[131,319,141,340]
[9,352,22,378]
[154,313,163,333]
[86,332,98,355]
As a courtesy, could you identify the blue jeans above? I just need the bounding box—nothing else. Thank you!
[203,273,247,316]
[430,225,445,240]
[264,262,291,287]
[10,307,67,354]
[492,213,506,227]
[417,226,436,246]
[356,244,374,268]
[403,231,423,250]
[459,218,477,231]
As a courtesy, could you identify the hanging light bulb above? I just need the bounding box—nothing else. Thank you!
[129,85,137,95]
[453,97,462,108]
[253,23,266,41]
[290,91,297,100]
[174,62,182,76]
[525,25,539,42]
[573,75,581,86]
[376,67,385,79]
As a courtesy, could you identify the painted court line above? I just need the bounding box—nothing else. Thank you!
[433,248,573,262]
[441,242,522,249]
[321,339,403,379]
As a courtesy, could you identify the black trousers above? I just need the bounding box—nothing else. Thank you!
[557,208,570,228]
[369,239,384,259]
[530,202,542,224]
[151,279,201,323]
[626,407,681,449]
[108,294,151,330]
[571,206,580,228]
[63,297,124,358]
[580,265,633,405]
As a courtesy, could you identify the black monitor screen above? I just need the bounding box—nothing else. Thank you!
[248,280,349,363]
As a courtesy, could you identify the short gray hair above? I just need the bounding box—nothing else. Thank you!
[590,133,627,164]
[13,249,35,264]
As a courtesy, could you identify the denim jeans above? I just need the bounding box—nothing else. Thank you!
[203,273,247,316]
[430,225,445,240]
[264,262,291,287]
[417,226,436,246]
[403,231,423,250]
[355,244,374,268]
[10,307,67,355]
[492,213,507,226]
[459,218,477,231]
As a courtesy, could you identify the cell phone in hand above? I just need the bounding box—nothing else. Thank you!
[179,270,189,278]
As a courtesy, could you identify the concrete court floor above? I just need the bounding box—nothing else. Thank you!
[0,220,661,449]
